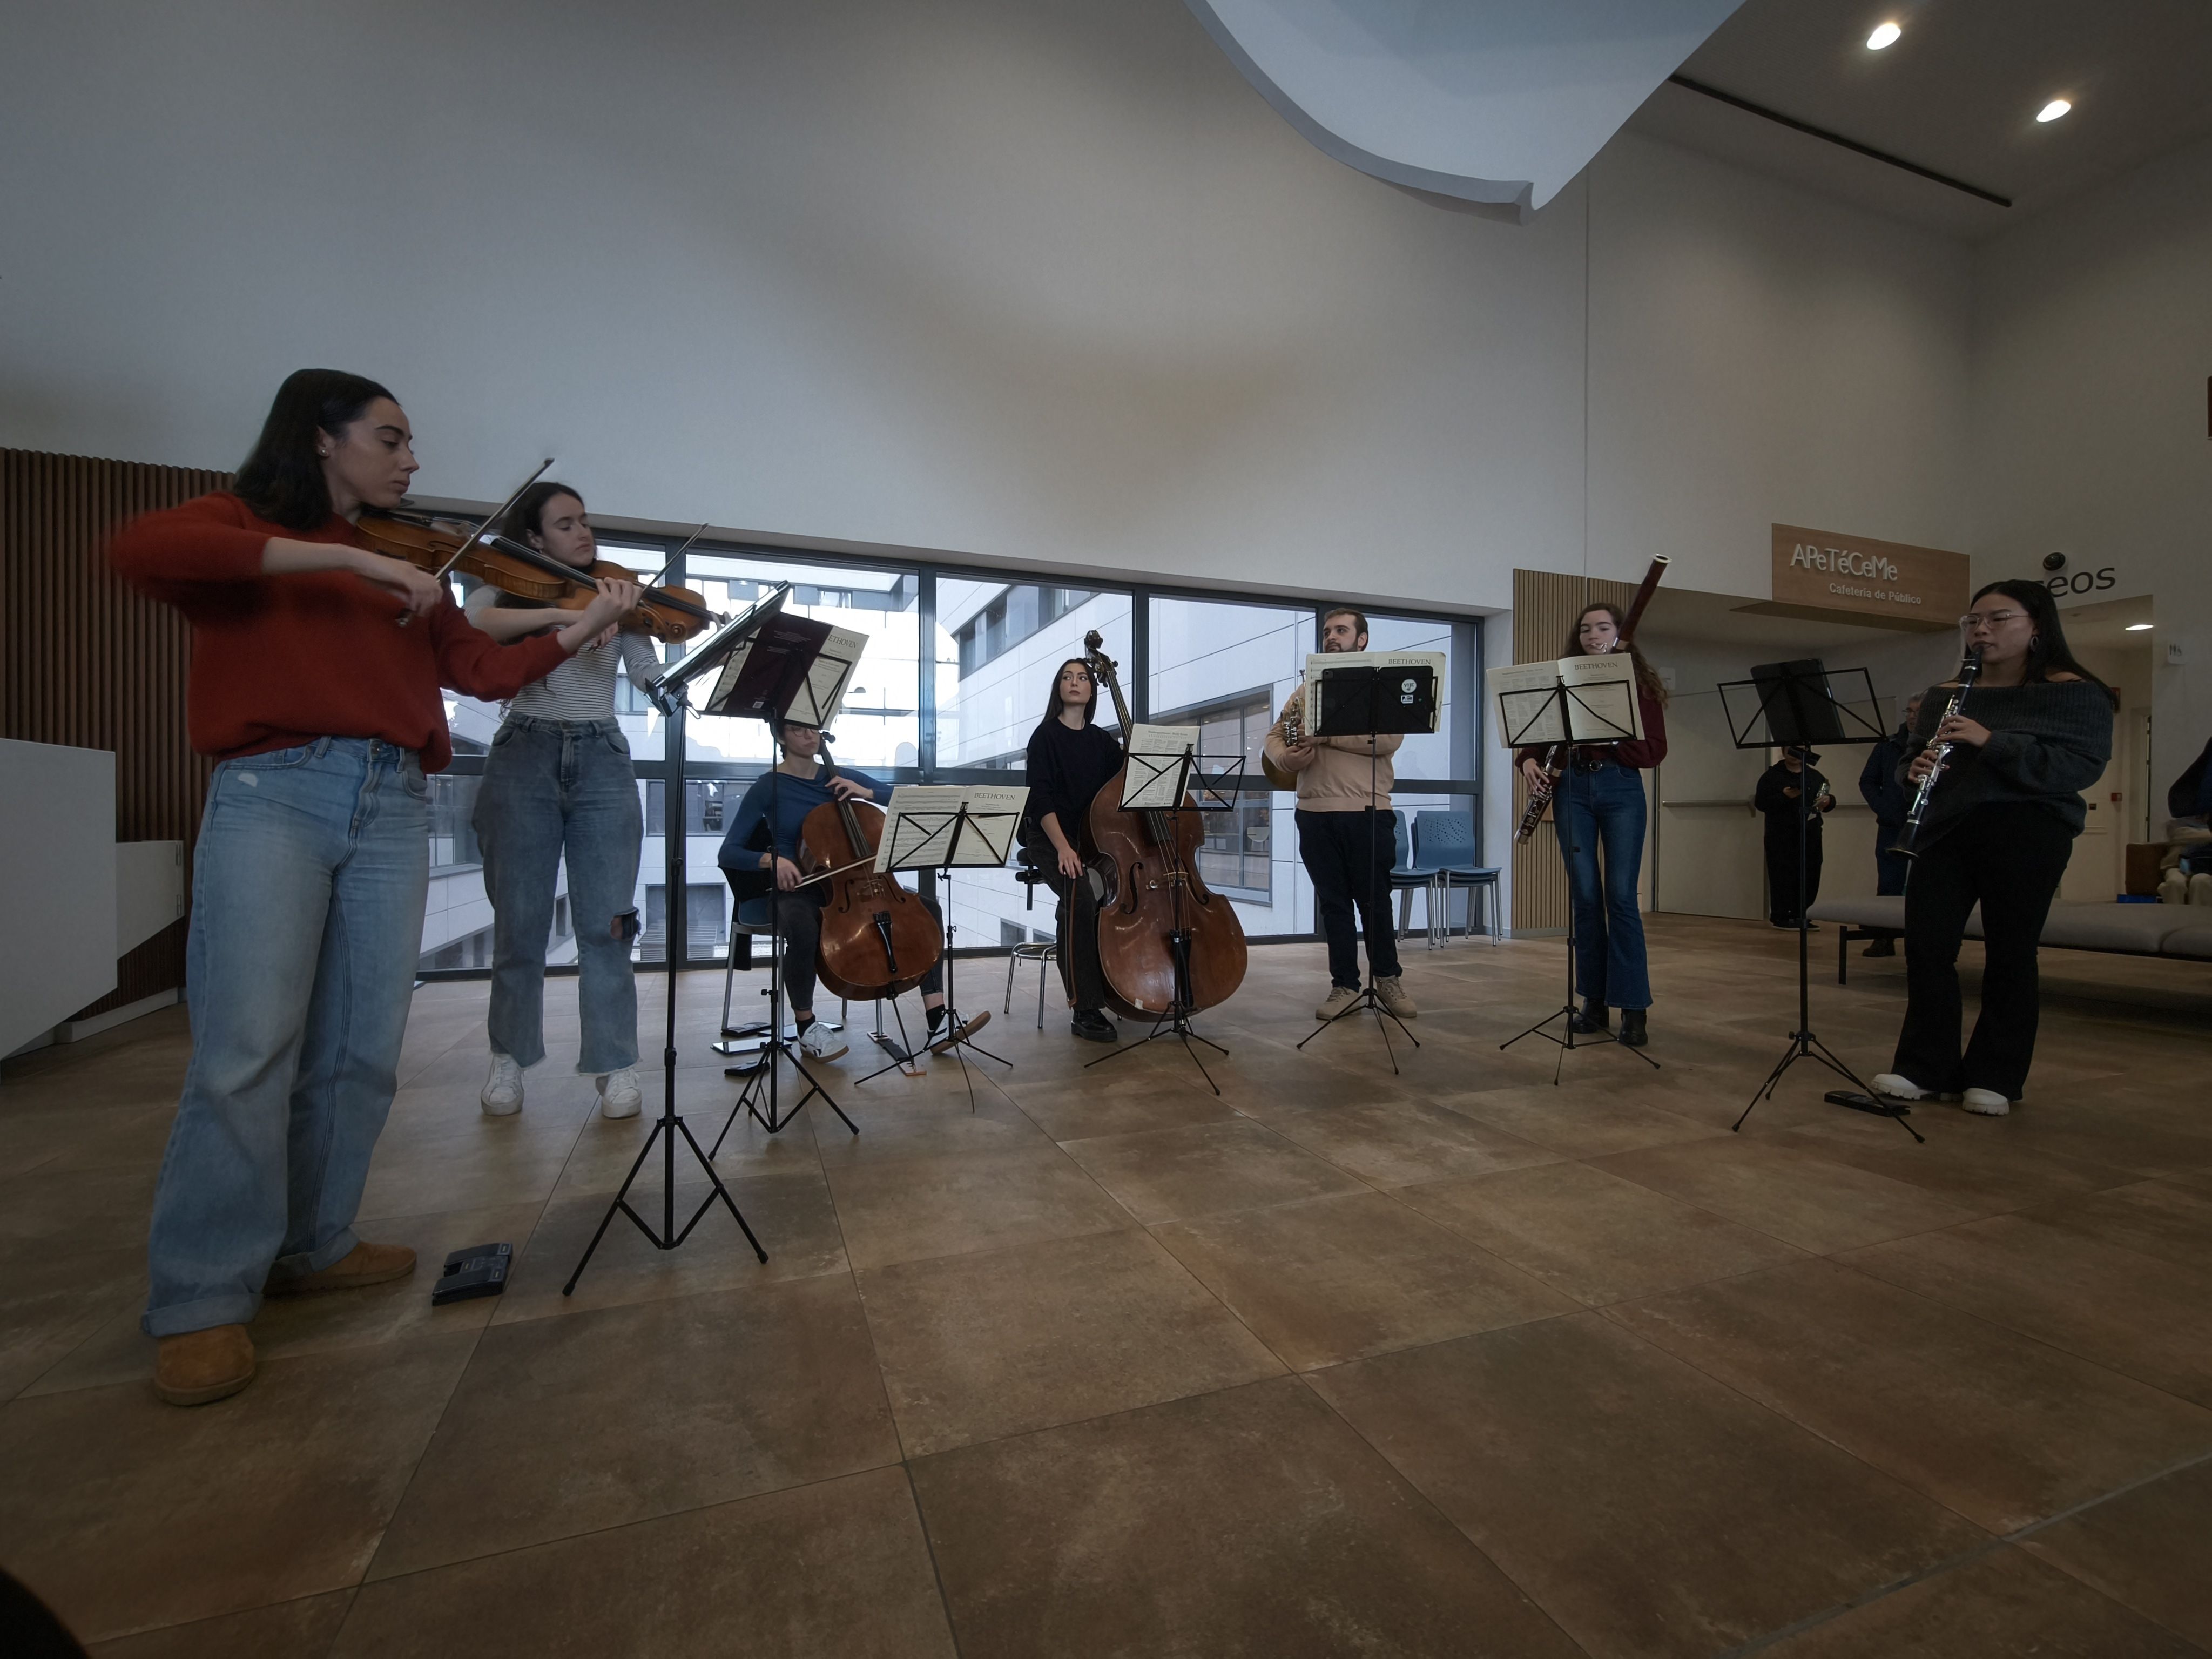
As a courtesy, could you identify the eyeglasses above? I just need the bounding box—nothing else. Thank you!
[1958,610,2028,629]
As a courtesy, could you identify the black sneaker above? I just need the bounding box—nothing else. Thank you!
[1070,1009,1117,1043]
[1618,1008,1649,1048]
[1568,1000,1609,1035]
[1862,938,1897,957]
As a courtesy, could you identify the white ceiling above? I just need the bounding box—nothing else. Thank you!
[1626,0,2212,237]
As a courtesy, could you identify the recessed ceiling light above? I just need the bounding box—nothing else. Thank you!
[2125,622,2154,632]
[2037,98,2073,123]
[1866,21,1902,50]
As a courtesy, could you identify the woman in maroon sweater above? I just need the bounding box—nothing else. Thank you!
[110,369,635,1406]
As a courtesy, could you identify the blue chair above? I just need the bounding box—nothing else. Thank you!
[1412,808,1501,947]
[1387,810,1435,942]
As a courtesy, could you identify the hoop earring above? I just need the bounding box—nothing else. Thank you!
[2029,633,2041,649]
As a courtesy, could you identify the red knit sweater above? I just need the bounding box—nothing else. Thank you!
[109,492,571,771]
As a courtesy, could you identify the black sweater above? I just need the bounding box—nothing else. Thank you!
[1026,718,1124,843]
[1756,763,1833,835]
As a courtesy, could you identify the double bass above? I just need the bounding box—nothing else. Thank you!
[799,751,943,1002]
[1080,631,1248,1017]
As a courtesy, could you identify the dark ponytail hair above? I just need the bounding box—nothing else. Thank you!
[233,369,395,531]
[503,482,586,546]
[1967,579,2114,703]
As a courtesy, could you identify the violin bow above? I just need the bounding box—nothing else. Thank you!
[393,457,555,628]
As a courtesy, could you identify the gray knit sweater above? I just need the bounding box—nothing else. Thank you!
[1898,679,2114,844]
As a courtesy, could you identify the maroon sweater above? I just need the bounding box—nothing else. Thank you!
[1515,689,1669,772]
[109,492,570,771]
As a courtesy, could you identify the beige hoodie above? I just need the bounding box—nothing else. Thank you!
[1263,690,1401,811]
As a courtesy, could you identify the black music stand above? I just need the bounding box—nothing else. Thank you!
[855,787,1023,1106]
[562,590,781,1297]
[704,610,866,1143]
[1495,671,1660,1080]
[1719,660,1919,1141]
[1086,733,1239,1094]
[1296,660,1437,1074]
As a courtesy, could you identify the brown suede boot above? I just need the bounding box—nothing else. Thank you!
[264,1241,416,1297]
[154,1324,255,1406]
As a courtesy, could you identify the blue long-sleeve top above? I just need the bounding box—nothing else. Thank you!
[717,764,884,870]
[1859,726,1914,826]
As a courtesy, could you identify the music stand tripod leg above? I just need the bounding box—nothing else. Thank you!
[1299,726,1419,1073]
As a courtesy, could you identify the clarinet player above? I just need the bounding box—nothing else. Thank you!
[1872,581,2114,1117]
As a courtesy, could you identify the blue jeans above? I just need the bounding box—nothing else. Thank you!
[1558,763,1651,1010]
[144,740,429,1337]
[473,717,643,1074]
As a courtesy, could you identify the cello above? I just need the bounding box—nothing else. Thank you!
[1080,631,1249,1017]
[798,749,943,1002]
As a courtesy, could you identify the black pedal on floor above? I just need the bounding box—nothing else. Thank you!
[431,1241,512,1305]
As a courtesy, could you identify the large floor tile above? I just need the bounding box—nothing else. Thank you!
[2017,1178,2212,1272]
[1308,1312,1990,1659]
[824,1144,1135,1270]
[1436,1085,1723,1159]
[1843,1213,2212,1408]
[0,1237,145,1400]
[1762,1545,2200,1657]
[1398,1159,1806,1306]
[2021,1457,2212,1650]
[368,1277,898,1577]
[1590,1136,1982,1252]
[334,1468,955,1658]
[858,1228,1282,1454]
[1607,1258,2212,1533]
[88,1592,355,1659]
[1152,1190,1574,1370]
[1255,1096,1561,1187]
[0,1332,476,1644]
[1058,1118,1370,1224]
[909,1377,1582,1659]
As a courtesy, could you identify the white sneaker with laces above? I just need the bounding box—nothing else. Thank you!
[1870,1073,1960,1103]
[597,1068,643,1119]
[798,1022,849,1061]
[1314,986,1361,1022]
[1959,1087,2011,1116]
[480,1051,524,1116]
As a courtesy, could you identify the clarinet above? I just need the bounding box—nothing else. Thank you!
[1515,555,1669,843]
[1890,646,1984,860]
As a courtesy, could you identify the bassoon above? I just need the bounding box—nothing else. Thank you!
[1514,555,1670,843]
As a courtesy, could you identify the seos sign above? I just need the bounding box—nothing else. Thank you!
[2046,564,2118,598]
[1769,524,1969,629]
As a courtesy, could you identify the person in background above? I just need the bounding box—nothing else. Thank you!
[1873,580,2115,1116]
[1756,747,1835,929]
[107,369,633,1406]
[2158,733,2212,905]
[1266,606,1419,1026]
[1857,693,1921,955]
[1514,602,1668,1047]
[1025,658,1125,1042]
[717,720,963,1060]
[464,483,666,1121]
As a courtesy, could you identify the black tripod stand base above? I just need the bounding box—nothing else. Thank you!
[1826,1089,1915,1121]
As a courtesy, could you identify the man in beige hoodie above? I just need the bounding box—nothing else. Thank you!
[1264,608,1418,1022]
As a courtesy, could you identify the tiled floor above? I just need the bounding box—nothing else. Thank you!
[4,917,2210,1657]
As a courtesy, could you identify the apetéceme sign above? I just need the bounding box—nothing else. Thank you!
[1770,524,1968,627]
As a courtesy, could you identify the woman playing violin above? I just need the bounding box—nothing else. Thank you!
[462,483,664,1120]
[107,369,634,1408]
[715,720,954,1061]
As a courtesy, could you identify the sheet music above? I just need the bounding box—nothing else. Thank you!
[1121,724,1199,811]
[1300,652,1446,732]
[1488,655,1642,747]
[790,624,867,727]
[875,785,1031,871]
[1488,663,1567,746]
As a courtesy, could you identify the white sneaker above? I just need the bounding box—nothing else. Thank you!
[1960,1087,2011,1117]
[480,1052,524,1116]
[798,1022,849,1061]
[596,1068,643,1120]
[2192,872,2212,905]
[1870,1073,1960,1103]
[1314,986,1361,1022]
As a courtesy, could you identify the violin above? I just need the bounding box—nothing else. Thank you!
[356,508,717,643]
[798,748,943,1002]
[1080,631,1248,1018]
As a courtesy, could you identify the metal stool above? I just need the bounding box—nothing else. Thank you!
[1002,865,1060,1029]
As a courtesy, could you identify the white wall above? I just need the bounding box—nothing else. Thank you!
[1972,132,2212,809]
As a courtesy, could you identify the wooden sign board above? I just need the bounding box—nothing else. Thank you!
[1768,524,1968,630]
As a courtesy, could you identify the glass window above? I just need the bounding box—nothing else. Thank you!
[937,582,1131,770]
[684,555,920,774]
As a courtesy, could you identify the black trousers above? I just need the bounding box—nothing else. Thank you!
[772,886,943,1012]
[1297,808,1400,990]
[1044,861,1109,1013]
[1892,804,2073,1101]
[1764,825,1823,925]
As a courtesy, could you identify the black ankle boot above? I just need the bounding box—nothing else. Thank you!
[1618,1008,1649,1048]
[1569,1000,1609,1035]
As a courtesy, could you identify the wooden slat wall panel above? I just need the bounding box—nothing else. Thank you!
[2,448,230,1016]
[1509,568,1636,933]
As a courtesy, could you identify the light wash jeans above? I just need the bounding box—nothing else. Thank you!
[1559,761,1652,1011]
[472,717,643,1074]
[144,739,429,1337]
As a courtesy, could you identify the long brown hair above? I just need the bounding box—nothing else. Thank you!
[1037,658,1097,726]
[1563,603,1667,704]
